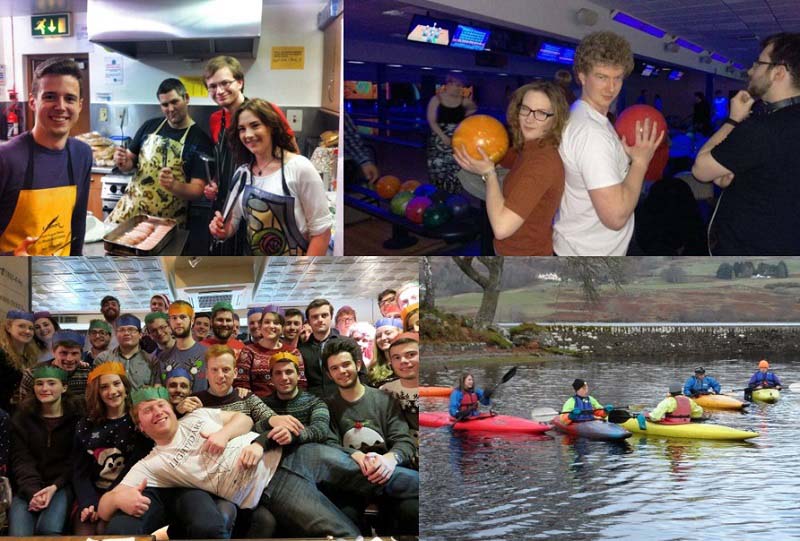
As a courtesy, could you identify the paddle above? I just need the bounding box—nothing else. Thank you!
[531,407,559,422]
[449,366,518,428]
[788,382,800,392]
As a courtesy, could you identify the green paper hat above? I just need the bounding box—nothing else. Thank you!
[32,365,69,382]
[144,312,169,325]
[89,319,112,333]
[211,301,234,317]
[131,386,170,406]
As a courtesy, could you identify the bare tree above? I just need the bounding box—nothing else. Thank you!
[421,256,434,310]
[561,257,628,304]
[452,256,504,328]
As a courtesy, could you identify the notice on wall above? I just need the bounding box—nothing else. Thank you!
[0,64,5,87]
[105,55,124,85]
[179,76,208,98]
[0,258,30,313]
[271,46,305,70]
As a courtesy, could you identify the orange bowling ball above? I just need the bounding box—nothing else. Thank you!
[399,180,422,193]
[614,105,667,146]
[375,175,401,199]
[452,114,509,164]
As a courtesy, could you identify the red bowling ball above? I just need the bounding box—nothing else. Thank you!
[405,196,433,224]
[614,104,667,146]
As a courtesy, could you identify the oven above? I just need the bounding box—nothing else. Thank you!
[100,173,133,219]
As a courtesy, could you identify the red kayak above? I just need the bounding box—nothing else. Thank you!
[420,386,452,398]
[420,411,551,434]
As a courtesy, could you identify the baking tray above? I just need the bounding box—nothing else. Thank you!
[103,215,178,255]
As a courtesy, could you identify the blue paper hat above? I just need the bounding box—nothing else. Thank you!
[117,314,141,330]
[375,317,403,329]
[52,330,85,349]
[6,310,34,322]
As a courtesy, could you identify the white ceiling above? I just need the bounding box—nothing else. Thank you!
[31,256,419,313]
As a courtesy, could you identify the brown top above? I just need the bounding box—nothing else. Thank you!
[494,140,565,255]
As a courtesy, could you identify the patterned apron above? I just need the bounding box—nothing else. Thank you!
[108,118,194,225]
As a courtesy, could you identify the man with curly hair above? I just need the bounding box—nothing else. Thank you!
[554,31,664,255]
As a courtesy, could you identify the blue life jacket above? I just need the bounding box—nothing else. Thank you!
[572,394,597,422]
[751,371,779,387]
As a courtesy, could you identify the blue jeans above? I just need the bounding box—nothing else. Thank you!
[106,487,232,538]
[283,443,419,499]
[8,488,72,535]
[262,465,360,538]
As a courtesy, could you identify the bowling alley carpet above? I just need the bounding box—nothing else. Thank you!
[344,212,479,255]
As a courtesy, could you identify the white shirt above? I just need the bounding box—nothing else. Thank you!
[229,155,333,238]
[120,408,282,509]
[554,100,632,255]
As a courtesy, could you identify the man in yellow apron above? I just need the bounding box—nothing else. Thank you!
[0,58,93,256]
[110,79,213,226]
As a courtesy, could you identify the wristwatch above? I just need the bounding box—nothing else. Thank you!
[723,118,740,127]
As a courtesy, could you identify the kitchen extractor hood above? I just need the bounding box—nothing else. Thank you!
[87,0,262,60]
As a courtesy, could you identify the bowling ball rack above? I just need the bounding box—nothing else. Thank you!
[345,183,480,250]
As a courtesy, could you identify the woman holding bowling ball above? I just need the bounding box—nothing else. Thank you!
[454,81,567,255]
[427,73,477,194]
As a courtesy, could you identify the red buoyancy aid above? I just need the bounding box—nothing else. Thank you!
[662,395,692,424]
[459,391,479,414]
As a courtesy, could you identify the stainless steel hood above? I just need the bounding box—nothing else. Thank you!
[87,0,262,59]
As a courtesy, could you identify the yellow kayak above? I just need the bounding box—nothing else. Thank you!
[693,393,748,410]
[752,388,780,404]
[621,418,758,440]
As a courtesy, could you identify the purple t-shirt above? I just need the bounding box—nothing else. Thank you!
[153,341,209,392]
[0,131,92,254]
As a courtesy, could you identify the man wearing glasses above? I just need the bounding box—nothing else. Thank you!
[377,289,401,318]
[84,319,112,364]
[554,32,664,256]
[201,56,297,254]
[95,314,154,390]
[692,33,800,255]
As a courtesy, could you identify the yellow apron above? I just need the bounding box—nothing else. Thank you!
[108,118,194,225]
[0,133,77,255]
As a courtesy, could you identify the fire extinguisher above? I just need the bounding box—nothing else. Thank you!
[6,89,19,138]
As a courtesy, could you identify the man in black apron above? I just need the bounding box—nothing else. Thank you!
[0,57,93,255]
[112,78,213,226]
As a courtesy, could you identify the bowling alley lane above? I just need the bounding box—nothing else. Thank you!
[342,0,768,256]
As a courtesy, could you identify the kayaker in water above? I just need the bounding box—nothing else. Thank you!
[647,383,704,424]
[559,379,612,424]
[745,359,782,401]
[683,367,721,397]
[449,373,492,419]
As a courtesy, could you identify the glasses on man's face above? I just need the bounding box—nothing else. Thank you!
[88,330,109,337]
[207,79,235,93]
[752,59,785,69]
[379,296,396,307]
[117,327,139,335]
[519,104,555,121]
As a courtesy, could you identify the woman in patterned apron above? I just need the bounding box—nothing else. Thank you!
[209,99,332,255]
[108,118,196,226]
[425,73,477,194]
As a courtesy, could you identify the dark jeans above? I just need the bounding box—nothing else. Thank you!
[8,489,72,535]
[106,487,232,538]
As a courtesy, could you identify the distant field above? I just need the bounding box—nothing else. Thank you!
[437,273,800,322]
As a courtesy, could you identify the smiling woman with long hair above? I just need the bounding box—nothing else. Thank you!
[454,81,568,255]
[0,311,40,412]
[8,365,81,536]
[72,362,152,535]
[209,98,332,255]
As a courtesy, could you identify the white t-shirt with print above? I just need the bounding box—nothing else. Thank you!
[120,408,281,509]
[229,154,333,238]
[554,99,632,255]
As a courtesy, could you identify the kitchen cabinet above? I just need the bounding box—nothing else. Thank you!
[321,13,342,114]
[89,172,103,219]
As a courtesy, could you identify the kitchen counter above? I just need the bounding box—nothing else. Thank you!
[82,229,189,256]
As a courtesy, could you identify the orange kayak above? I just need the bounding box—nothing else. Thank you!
[420,386,452,398]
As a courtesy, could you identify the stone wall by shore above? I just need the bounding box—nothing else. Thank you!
[424,324,800,357]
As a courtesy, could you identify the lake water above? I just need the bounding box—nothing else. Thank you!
[420,355,800,540]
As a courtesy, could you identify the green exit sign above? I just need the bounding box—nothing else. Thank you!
[31,13,72,38]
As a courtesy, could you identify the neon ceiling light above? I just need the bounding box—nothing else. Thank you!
[611,11,665,38]
[711,53,729,63]
[675,38,703,54]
